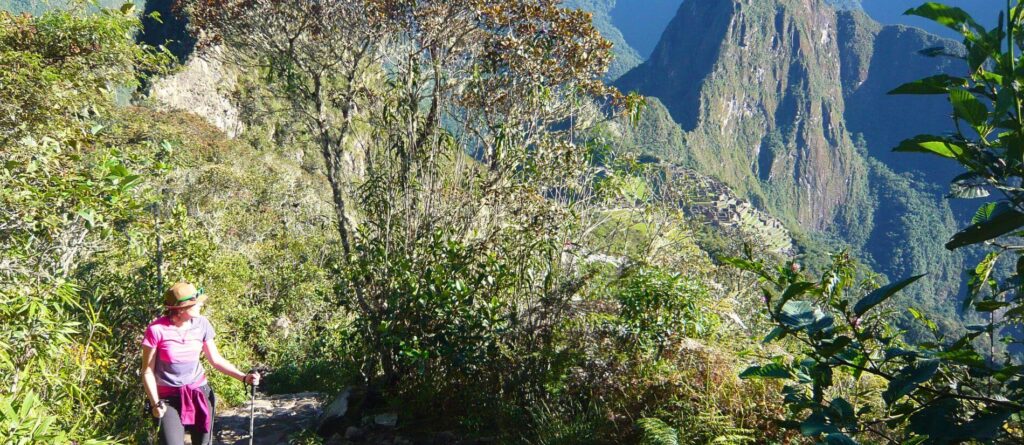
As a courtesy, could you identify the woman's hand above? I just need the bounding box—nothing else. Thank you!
[244,371,261,386]
[151,400,167,418]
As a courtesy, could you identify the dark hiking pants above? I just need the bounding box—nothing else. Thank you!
[155,384,216,445]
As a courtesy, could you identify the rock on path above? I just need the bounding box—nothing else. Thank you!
[215,392,322,444]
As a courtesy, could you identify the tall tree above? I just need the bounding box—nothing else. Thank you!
[183,0,639,384]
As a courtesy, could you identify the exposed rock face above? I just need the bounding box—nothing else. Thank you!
[615,0,969,224]
[150,46,244,138]
[618,0,864,231]
[612,0,967,320]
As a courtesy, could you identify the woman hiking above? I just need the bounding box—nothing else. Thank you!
[141,281,260,445]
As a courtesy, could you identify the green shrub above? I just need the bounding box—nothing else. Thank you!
[609,266,719,356]
[0,4,171,440]
[526,401,605,445]
[0,392,118,444]
[728,251,1023,444]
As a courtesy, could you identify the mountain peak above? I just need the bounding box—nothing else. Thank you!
[617,0,859,230]
[613,0,967,313]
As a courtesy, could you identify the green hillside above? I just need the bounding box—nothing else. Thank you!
[0,4,789,443]
[614,0,967,332]
[4,2,1021,444]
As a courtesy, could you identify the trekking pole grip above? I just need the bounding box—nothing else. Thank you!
[247,368,258,393]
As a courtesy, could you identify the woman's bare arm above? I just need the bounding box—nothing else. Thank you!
[141,345,165,417]
[203,339,258,384]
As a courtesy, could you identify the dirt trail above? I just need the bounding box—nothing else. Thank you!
[214,392,322,444]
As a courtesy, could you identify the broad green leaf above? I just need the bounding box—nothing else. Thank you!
[818,335,852,357]
[949,171,990,199]
[763,326,786,344]
[948,183,990,199]
[908,398,959,439]
[892,135,966,158]
[782,384,812,407]
[958,408,1015,441]
[936,348,986,368]
[779,300,834,334]
[968,39,996,73]
[950,89,989,130]
[908,307,938,332]
[883,359,940,405]
[884,347,919,360]
[972,202,999,225]
[811,312,835,334]
[780,281,815,304]
[887,74,967,95]
[811,362,834,391]
[992,365,1024,382]
[828,397,855,423]
[779,300,816,329]
[967,252,1000,304]
[946,203,1024,249]
[917,46,960,58]
[740,363,792,379]
[904,3,984,36]
[850,352,868,380]
[994,86,1015,119]
[853,274,925,316]
[719,256,762,274]
[974,300,1010,312]
[978,71,1004,86]
[77,209,96,228]
[1005,304,1024,319]
[800,412,838,436]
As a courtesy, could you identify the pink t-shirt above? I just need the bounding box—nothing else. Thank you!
[142,315,215,393]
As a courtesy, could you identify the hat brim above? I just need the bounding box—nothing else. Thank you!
[164,293,208,310]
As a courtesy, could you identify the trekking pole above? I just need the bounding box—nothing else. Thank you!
[248,370,257,445]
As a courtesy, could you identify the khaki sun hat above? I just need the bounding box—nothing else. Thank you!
[163,282,208,309]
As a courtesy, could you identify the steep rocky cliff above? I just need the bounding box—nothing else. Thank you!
[612,0,967,326]
[617,0,865,231]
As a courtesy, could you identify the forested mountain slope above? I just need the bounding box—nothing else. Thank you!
[838,11,964,184]
[613,0,967,329]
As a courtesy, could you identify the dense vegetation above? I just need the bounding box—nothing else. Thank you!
[610,0,982,341]
[0,2,780,443]
[1,1,1021,444]
[733,3,1024,443]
